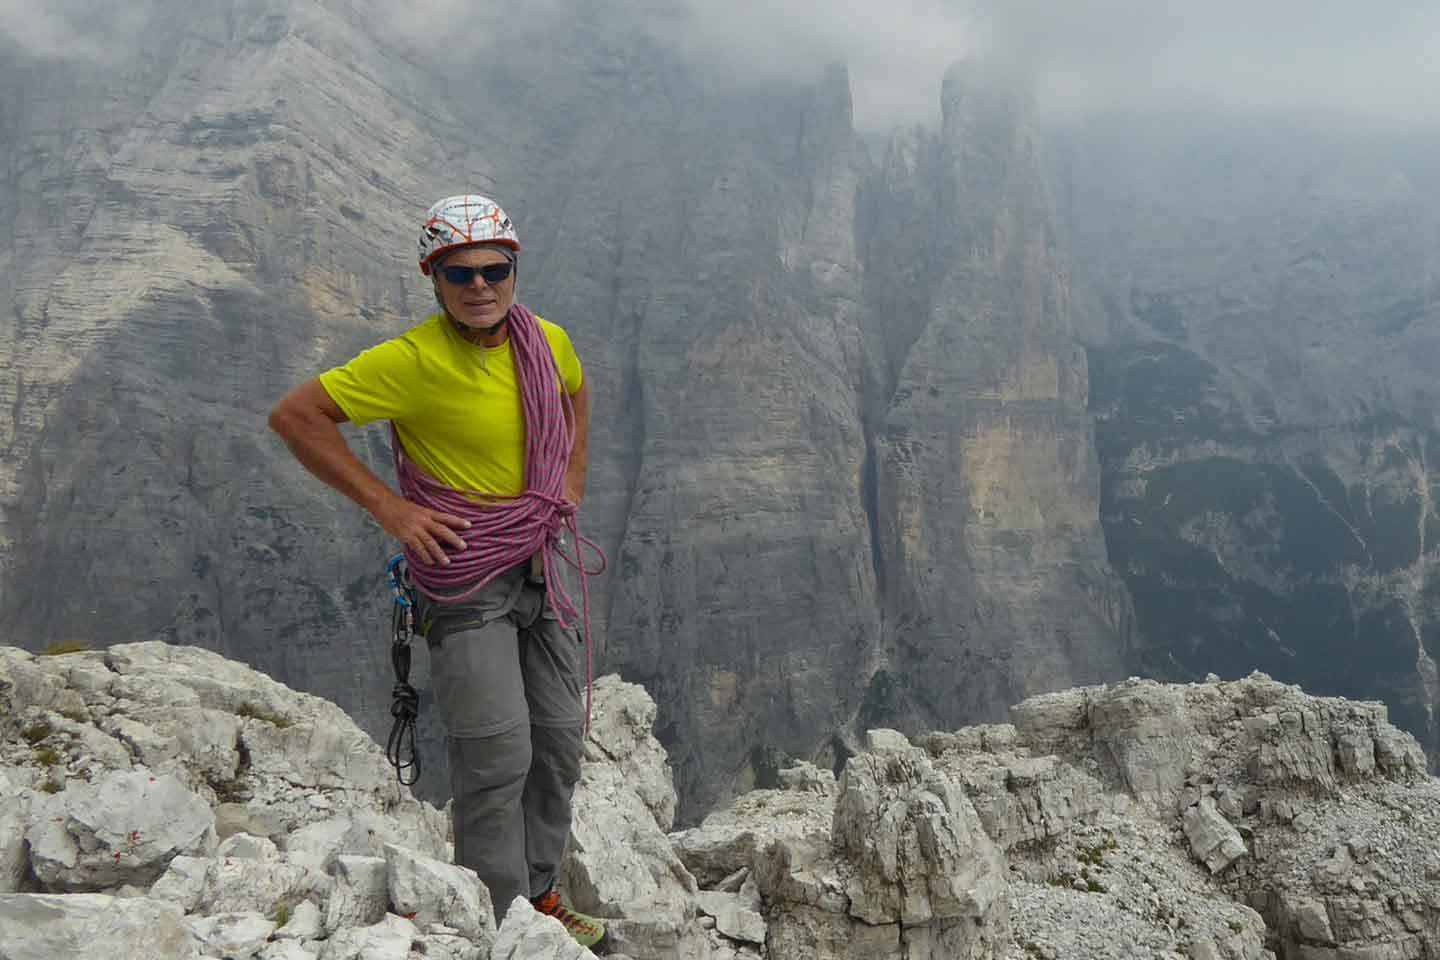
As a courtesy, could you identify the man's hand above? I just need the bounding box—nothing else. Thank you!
[372,494,471,566]
[563,473,585,507]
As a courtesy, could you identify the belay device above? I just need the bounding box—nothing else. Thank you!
[386,553,422,786]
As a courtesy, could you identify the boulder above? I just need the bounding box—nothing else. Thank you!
[25,768,217,890]
[0,893,200,959]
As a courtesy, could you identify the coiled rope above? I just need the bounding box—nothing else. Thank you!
[393,303,606,726]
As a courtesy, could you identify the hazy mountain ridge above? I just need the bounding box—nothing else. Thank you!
[1058,115,1440,763]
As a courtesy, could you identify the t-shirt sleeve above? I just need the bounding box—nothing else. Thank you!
[317,337,421,426]
[545,324,584,395]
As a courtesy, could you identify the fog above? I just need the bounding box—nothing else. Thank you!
[5,0,1438,132]
[395,0,1440,130]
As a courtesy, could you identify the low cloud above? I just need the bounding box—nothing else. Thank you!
[664,0,1440,129]
[0,0,155,64]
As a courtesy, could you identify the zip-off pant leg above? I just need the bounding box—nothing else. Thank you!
[519,607,585,897]
[423,566,585,917]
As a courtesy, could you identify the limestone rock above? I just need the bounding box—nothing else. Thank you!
[777,761,837,795]
[274,898,324,941]
[7,644,1440,960]
[696,888,766,944]
[322,856,388,935]
[383,843,496,945]
[186,911,278,959]
[1089,681,1194,804]
[151,850,321,918]
[1183,797,1248,874]
[672,788,833,889]
[490,897,595,960]
[0,770,26,894]
[582,676,679,831]
[833,747,1008,932]
[0,893,201,959]
[562,750,701,959]
[316,913,419,960]
[24,768,217,890]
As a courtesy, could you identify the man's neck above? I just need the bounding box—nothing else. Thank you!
[453,317,509,348]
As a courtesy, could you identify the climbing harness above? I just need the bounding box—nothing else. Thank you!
[385,553,422,786]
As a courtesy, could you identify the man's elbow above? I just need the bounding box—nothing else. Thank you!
[268,393,309,440]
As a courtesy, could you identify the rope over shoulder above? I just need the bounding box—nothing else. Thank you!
[392,303,607,728]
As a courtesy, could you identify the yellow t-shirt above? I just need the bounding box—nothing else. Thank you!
[318,313,583,497]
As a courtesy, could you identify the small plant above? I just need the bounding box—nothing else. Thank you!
[236,704,292,729]
[39,779,62,794]
[1077,835,1118,865]
[21,720,53,744]
[33,747,62,767]
[207,776,251,804]
[275,901,292,927]
[39,640,90,656]
[1228,920,1244,934]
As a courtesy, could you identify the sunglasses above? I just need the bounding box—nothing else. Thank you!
[437,262,514,286]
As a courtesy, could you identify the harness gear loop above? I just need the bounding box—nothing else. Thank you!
[386,553,422,786]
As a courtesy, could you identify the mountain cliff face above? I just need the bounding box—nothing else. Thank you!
[1056,116,1440,764]
[0,0,1128,820]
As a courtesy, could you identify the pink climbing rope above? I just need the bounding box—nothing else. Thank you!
[392,303,606,724]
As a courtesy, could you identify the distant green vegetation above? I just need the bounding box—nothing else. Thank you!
[20,720,53,745]
[39,640,90,656]
[236,703,292,729]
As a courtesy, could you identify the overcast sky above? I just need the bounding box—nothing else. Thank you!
[6,0,1439,132]
[664,0,1440,129]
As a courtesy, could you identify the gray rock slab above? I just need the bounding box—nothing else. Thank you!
[383,843,496,945]
[696,889,766,944]
[186,912,278,960]
[1182,797,1248,874]
[25,768,216,890]
[316,913,419,960]
[323,855,388,934]
[490,897,595,960]
[0,893,200,960]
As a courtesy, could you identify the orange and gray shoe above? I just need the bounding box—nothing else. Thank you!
[531,888,606,948]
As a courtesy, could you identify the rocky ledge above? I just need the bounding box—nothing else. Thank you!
[2,644,1438,960]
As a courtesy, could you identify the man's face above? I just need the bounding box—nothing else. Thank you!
[433,245,516,332]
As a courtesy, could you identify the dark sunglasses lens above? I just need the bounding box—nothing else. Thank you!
[440,263,513,285]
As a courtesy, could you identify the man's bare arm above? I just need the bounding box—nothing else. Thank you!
[268,379,469,565]
[564,377,591,506]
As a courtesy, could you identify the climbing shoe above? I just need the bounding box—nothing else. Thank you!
[531,888,606,948]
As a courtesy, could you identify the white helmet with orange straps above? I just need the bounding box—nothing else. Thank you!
[417,195,521,276]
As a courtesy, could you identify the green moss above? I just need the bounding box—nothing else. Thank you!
[33,747,62,766]
[1077,835,1117,866]
[275,901,291,927]
[39,640,90,656]
[207,774,251,803]
[39,779,62,794]
[236,704,292,729]
[21,720,53,744]
[1228,920,1244,934]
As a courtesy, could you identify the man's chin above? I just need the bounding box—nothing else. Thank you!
[457,313,505,330]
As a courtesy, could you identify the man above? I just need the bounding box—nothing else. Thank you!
[268,195,603,947]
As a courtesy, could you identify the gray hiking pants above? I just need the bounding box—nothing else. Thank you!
[420,562,584,919]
